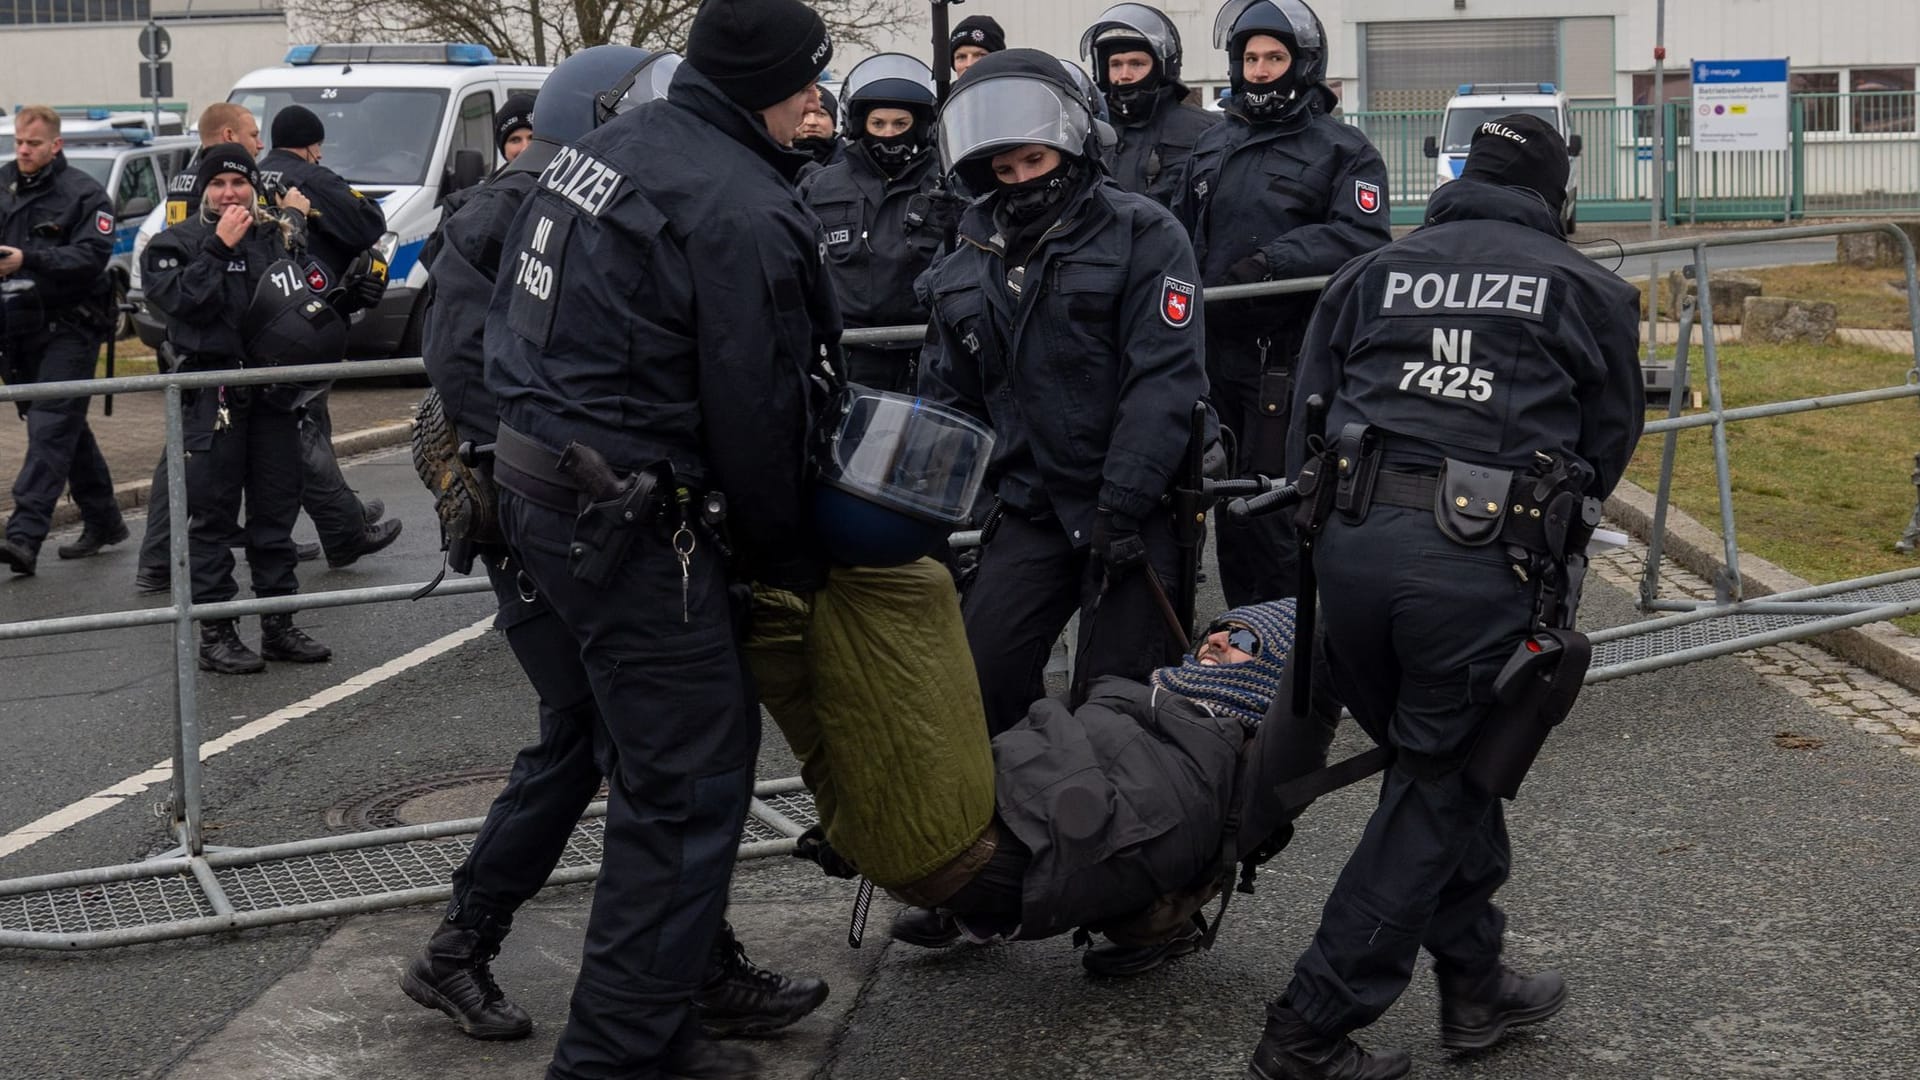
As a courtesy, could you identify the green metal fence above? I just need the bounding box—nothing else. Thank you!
[1344,90,1920,228]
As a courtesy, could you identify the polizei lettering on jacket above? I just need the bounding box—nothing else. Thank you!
[538,146,625,217]
[1378,268,1551,322]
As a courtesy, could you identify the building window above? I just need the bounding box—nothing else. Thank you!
[1631,72,1692,138]
[0,0,148,23]
[1851,67,1916,133]
[1790,71,1841,133]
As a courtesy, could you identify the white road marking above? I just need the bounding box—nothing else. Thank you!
[0,615,495,861]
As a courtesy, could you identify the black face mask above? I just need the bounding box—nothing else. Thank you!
[1237,69,1301,122]
[1106,75,1165,125]
[794,135,839,164]
[862,130,927,176]
[998,158,1079,225]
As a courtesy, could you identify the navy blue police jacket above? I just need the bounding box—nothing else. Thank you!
[1109,83,1219,210]
[141,209,308,369]
[1287,178,1645,497]
[1172,87,1391,376]
[420,141,553,446]
[916,176,1209,543]
[0,153,114,316]
[798,143,952,334]
[255,149,388,289]
[484,65,842,593]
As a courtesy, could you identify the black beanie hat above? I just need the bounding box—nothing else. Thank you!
[495,92,537,153]
[686,0,834,112]
[270,105,325,150]
[816,84,838,124]
[950,15,1006,57]
[196,142,260,193]
[1461,112,1569,213]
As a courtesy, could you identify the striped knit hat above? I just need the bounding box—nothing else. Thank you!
[1151,598,1297,728]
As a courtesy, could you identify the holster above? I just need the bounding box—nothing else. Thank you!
[1332,423,1382,524]
[560,441,662,589]
[1435,458,1515,547]
[1245,368,1293,477]
[1464,627,1592,799]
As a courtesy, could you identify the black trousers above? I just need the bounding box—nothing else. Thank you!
[960,509,1186,737]
[4,328,121,549]
[501,493,758,1080]
[445,557,603,926]
[1281,506,1531,1037]
[185,394,302,605]
[1207,335,1303,607]
[139,389,367,577]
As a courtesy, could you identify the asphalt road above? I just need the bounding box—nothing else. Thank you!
[4,448,1920,1079]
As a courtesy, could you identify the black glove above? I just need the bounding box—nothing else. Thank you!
[1224,250,1270,285]
[351,268,387,310]
[1091,507,1148,570]
[792,825,859,879]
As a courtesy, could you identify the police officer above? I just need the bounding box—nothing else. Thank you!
[161,103,263,229]
[1174,0,1390,607]
[482,0,840,1073]
[1244,114,1643,1079]
[140,146,336,673]
[948,14,1006,78]
[917,50,1208,737]
[257,105,404,568]
[800,53,957,393]
[0,105,124,576]
[407,44,826,1050]
[793,84,843,170]
[496,92,537,164]
[1079,3,1218,208]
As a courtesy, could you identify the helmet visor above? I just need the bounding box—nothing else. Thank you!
[1213,0,1322,50]
[598,51,682,121]
[817,389,995,526]
[844,52,937,106]
[1078,3,1180,62]
[939,74,1092,174]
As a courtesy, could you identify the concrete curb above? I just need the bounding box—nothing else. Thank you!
[44,420,416,531]
[1605,478,1920,692]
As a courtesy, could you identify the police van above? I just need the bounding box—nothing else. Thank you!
[1423,83,1582,233]
[128,43,549,356]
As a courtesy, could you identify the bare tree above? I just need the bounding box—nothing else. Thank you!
[292,0,916,68]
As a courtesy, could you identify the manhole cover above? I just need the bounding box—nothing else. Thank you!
[327,768,607,830]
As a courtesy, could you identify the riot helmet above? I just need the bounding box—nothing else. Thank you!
[841,53,939,175]
[939,49,1096,203]
[1079,3,1186,124]
[811,387,995,567]
[1057,59,1119,160]
[1213,0,1326,121]
[241,259,349,367]
[536,45,674,145]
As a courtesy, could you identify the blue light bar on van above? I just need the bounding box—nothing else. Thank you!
[1538,82,1556,93]
[284,43,498,66]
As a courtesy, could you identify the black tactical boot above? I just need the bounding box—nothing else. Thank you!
[664,1035,763,1079]
[327,518,403,568]
[295,541,321,562]
[0,536,38,576]
[362,496,386,523]
[1248,1002,1411,1080]
[56,521,130,560]
[260,613,332,663]
[1437,964,1567,1052]
[1082,920,1205,978]
[888,906,960,948]
[198,619,266,675]
[695,922,830,1038]
[400,918,533,1040]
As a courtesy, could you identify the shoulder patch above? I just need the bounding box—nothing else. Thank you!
[96,210,115,235]
[1355,180,1381,214]
[1161,276,1196,328]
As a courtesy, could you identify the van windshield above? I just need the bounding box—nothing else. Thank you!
[228,87,450,186]
[1442,105,1561,155]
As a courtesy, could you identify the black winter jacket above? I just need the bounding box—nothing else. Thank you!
[1109,84,1219,209]
[141,209,308,370]
[994,678,1244,940]
[916,177,1209,541]
[1288,179,1645,496]
[0,153,113,316]
[798,144,954,333]
[256,149,387,286]
[484,65,842,593]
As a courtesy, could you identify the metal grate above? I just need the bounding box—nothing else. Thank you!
[0,785,817,942]
[1592,577,1920,673]
[0,874,213,935]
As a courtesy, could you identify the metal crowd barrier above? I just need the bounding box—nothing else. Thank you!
[1,220,1917,948]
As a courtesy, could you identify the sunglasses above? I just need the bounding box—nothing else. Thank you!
[1205,622,1261,658]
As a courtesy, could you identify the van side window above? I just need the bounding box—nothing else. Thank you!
[116,156,163,217]
[452,91,497,167]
